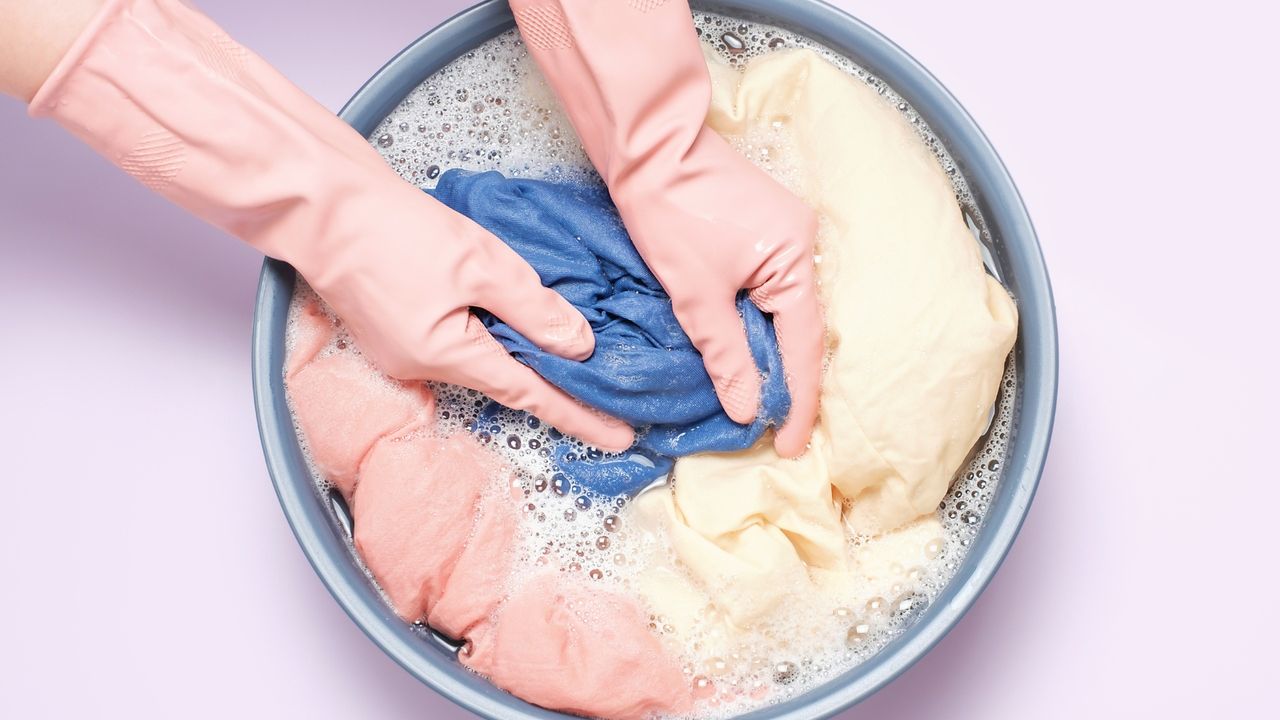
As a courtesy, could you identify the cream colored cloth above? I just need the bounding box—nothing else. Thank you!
[625,48,1017,635]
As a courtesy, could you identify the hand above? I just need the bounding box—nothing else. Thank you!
[513,0,824,456]
[27,0,632,450]
[312,178,633,450]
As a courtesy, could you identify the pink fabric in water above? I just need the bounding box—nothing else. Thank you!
[287,327,434,497]
[285,304,688,718]
[286,300,334,376]
[353,429,490,622]
[429,489,517,642]
[467,573,692,720]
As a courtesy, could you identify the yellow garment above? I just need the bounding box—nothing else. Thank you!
[626,48,1017,633]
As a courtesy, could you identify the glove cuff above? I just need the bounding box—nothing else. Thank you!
[27,0,396,266]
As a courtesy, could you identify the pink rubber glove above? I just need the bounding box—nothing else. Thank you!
[28,0,633,451]
[511,0,824,457]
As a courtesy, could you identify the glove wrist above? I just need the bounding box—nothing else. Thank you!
[28,0,404,271]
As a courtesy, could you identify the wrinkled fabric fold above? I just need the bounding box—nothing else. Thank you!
[430,170,790,496]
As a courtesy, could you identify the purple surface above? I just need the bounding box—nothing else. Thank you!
[0,1,1275,717]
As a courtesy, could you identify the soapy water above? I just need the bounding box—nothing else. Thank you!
[286,9,1019,718]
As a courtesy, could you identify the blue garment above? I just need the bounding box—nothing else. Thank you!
[429,170,790,496]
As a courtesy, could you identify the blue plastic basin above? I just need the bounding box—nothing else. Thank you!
[252,1,1058,718]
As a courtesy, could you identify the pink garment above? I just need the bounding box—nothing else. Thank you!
[30,0,632,452]
[353,428,496,621]
[511,0,825,457]
[466,573,692,720]
[290,359,435,499]
[286,303,689,718]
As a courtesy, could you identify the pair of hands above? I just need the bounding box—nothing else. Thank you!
[28,0,822,457]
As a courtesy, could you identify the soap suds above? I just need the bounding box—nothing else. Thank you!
[284,10,1018,718]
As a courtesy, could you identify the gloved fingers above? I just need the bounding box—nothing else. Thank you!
[750,283,825,458]
[674,296,762,425]
[445,316,635,453]
[470,235,596,362]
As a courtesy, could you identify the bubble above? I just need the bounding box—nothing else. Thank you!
[692,675,716,700]
[575,495,592,511]
[376,133,394,148]
[846,620,872,647]
[925,538,943,559]
[603,515,620,532]
[772,661,798,685]
[893,593,928,625]
[426,165,441,180]
[864,596,886,615]
[722,32,746,53]
[596,535,611,551]
[551,474,569,496]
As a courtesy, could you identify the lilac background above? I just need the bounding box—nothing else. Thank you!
[1,0,1276,717]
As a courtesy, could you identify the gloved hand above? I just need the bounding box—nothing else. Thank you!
[511,0,824,457]
[28,0,633,451]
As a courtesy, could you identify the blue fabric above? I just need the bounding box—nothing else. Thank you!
[428,170,790,497]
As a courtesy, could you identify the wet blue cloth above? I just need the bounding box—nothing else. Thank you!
[429,170,790,496]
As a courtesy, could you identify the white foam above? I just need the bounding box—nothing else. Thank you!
[282,10,1019,718]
